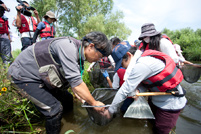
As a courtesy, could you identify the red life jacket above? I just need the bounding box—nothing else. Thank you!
[116,68,126,87]
[138,34,173,51]
[162,34,173,44]
[99,57,111,68]
[18,15,37,33]
[141,50,183,92]
[40,21,54,38]
[0,17,9,34]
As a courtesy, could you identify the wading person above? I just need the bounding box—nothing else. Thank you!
[138,23,179,63]
[102,43,187,134]
[8,31,112,134]
[32,11,56,43]
[15,1,40,51]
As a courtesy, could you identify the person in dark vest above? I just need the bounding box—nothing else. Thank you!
[138,23,179,64]
[32,11,56,43]
[15,1,40,51]
[8,31,112,134]
[0,1,12,65]
[102,43,187,134]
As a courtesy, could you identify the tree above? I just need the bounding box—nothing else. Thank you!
[30,0,132,41]
[57,0,113,37]
[30,0,58,20]
[79,11,131,40]
[162,28,201,61]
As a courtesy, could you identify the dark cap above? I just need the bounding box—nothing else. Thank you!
[112,41,131,71]
[138,23,161,40]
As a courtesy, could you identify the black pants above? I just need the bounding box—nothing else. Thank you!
[14,82,73,134]
[21,37,33,51]
[0,38,12,65]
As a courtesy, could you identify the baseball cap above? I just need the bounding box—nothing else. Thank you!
[112,41,131,71]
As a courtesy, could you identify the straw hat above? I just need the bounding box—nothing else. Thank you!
[138,23,161,40]
[43,11,57,22]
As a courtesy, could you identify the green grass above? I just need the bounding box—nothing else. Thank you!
[0,59,45,133]
[12,49,21,59]
[82,61,95,92]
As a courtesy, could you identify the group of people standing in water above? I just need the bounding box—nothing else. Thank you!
[4,1,190,133]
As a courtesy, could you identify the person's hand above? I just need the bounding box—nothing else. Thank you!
[133,89,140,100]
[92,101,105,112]
[87,67,91,72]
[102,70,109,78]
[1,4,7,11]
[192,64,201,68]
[16,5,23,12]
[33,10,38,16]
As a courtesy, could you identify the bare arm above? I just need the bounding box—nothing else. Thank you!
[106,77,113,88]
[183,60,193,65]
[72,82,105,112]
[16,10,22,28]
[33,10,41,24]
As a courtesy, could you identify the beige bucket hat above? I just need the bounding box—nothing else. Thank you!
[43,11,57,22]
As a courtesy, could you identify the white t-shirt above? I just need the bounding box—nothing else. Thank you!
[112,73,120,89]
[159,38,179,63]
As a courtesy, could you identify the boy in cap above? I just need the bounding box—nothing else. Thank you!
[32,11,57,43]
[138,23,179,64]
[102,42,187,134]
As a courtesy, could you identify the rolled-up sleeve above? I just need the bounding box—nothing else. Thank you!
[51,39,83,88]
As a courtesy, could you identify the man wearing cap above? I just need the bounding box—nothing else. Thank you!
[15,1,40,51]
[102,42,187,134]
[138,23,179,64]
[32,11,57,43]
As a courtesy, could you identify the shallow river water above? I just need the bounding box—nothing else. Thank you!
[60,78,201,134]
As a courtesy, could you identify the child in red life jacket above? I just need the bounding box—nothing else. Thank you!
[32,11,57,43]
